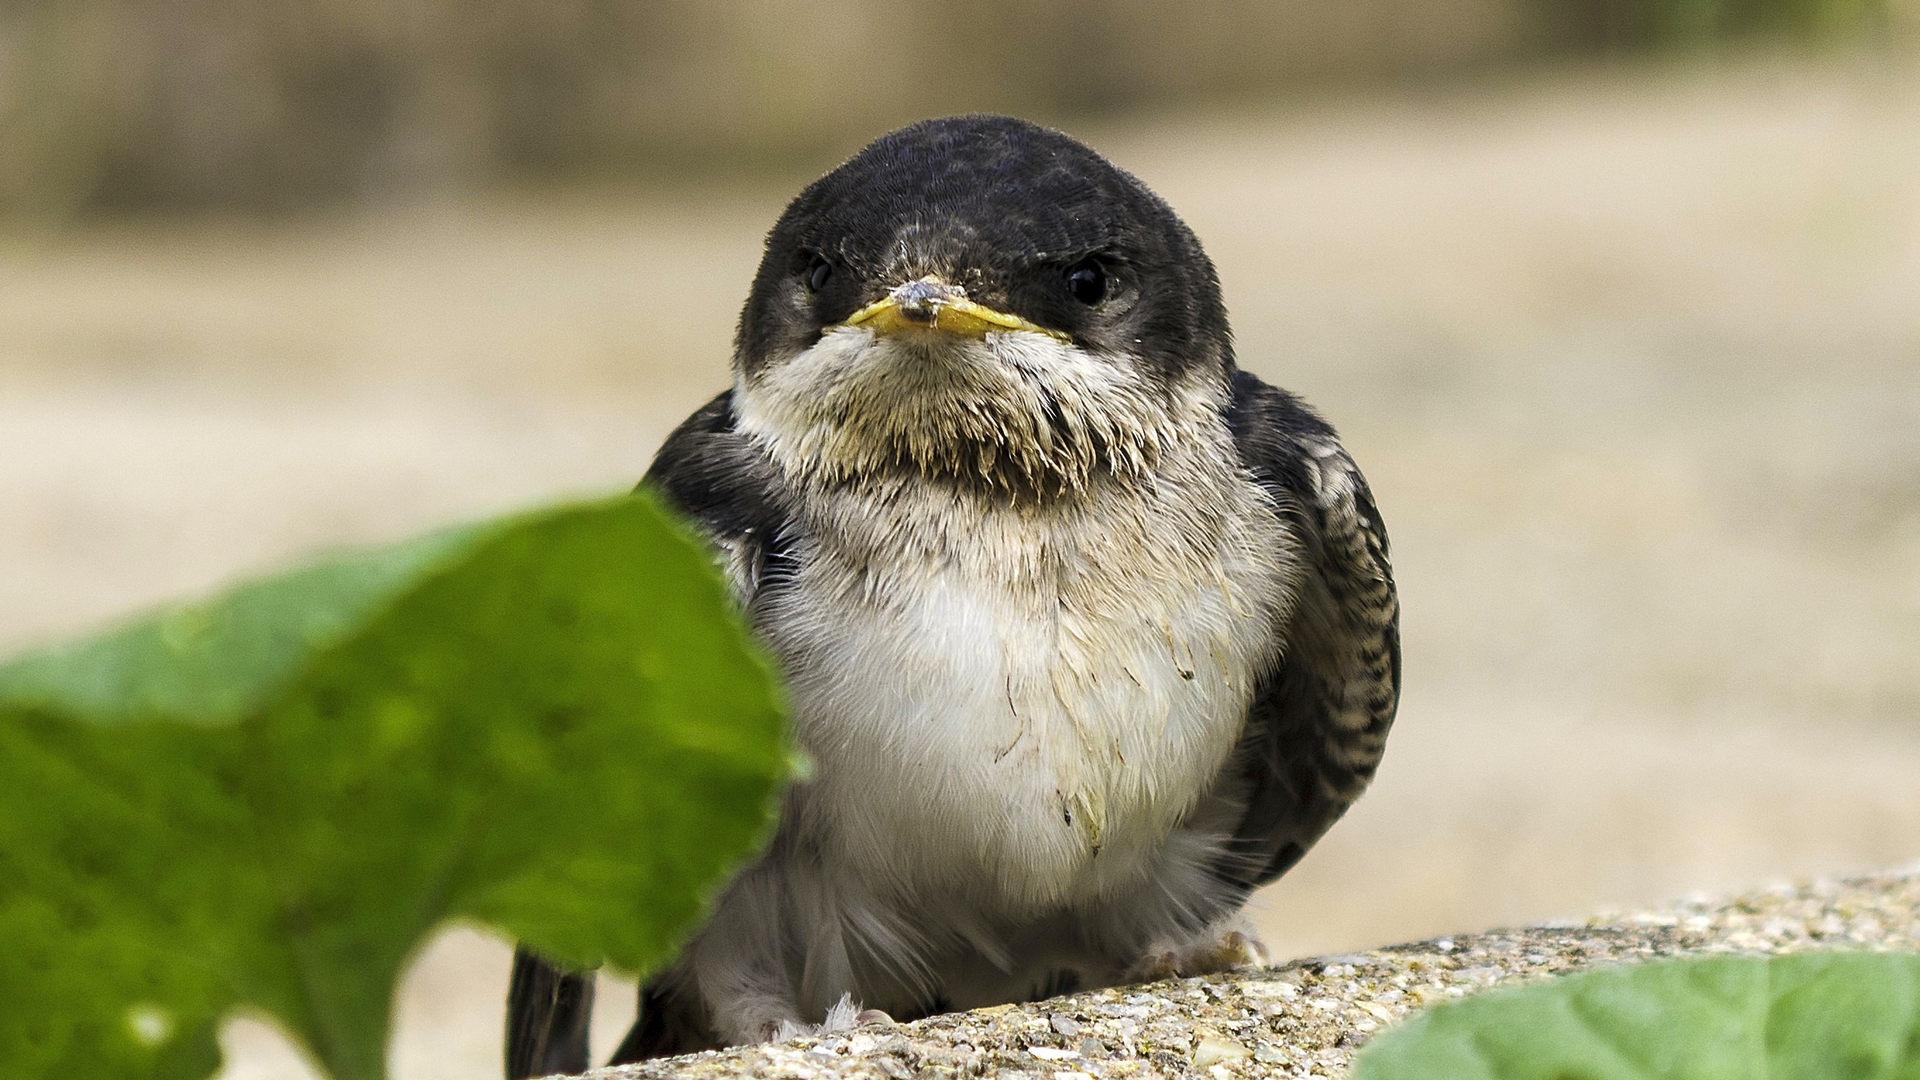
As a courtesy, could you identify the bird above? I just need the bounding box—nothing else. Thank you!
[505,114,1399,1077]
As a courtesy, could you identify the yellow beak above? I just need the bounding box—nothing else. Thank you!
[838,277,1068,342]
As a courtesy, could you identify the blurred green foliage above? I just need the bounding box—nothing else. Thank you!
[1354,951,1920,1080]
[0,495,790,1080]
[0,0,1907,220]
[1543,0,1893,47]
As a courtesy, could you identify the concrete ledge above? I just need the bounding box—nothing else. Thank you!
[581,871,1920,1080]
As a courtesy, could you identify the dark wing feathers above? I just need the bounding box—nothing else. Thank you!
[1218,368,1401,892]
[504,948,594,1079]
[640,389,795,602]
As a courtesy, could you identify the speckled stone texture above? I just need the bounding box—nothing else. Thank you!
[575,872,1920,1080]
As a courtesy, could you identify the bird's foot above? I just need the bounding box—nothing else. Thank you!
[766,994,896,1042]
[1130,925,1269,982]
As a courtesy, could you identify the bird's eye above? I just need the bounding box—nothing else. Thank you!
[1065,260,1107,306]
[805,255,834,293]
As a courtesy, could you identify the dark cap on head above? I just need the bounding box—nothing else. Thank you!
[736,116,1232,383]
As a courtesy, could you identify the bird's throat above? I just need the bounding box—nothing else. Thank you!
[734,333,1227,498]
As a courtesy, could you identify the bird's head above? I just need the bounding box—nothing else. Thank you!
[731,115,1233,497]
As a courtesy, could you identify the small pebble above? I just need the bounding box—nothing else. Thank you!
[1252,1042,1292,1065]
[1192,1031,1251,1068]
[1240,980,1298,1000]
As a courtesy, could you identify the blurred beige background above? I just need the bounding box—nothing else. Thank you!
[2,2,1918,1078]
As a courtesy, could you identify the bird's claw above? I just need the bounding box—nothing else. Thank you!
[766,995,892,1042]
[1131,927,1269,982]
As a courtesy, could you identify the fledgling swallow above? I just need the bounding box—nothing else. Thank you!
[508,114,1399,1077]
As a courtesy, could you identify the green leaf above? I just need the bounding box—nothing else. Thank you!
[1352,951,1920,1080]
[0,494,789,1080]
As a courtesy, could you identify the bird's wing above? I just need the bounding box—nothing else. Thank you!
[506,390,783,1075]
[1215,368,1401,895]
[504,948,594,1079]
[638,388,796,609]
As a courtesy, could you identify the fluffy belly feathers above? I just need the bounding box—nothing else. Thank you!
[765,519,1285,917]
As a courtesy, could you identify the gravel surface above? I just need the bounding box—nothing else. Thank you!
[577,871,1920,1080]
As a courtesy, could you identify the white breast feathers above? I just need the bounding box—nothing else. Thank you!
[753,430,1296,920]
